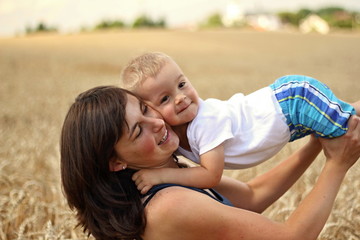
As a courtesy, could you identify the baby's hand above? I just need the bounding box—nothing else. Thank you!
[132,169,164,194]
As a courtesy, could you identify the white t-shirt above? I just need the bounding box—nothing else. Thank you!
[176,87,290,169]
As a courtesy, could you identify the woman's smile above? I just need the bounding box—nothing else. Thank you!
[158,129,168,145]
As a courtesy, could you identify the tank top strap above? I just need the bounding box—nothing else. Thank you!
[142,183,233,207]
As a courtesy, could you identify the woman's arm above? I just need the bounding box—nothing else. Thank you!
[283,115,360,238]
[215,135,321,212]
[144,116,360,240]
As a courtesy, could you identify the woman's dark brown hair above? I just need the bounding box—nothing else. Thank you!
[60,86,145,240]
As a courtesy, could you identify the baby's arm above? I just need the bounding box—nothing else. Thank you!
[132,144,225,194]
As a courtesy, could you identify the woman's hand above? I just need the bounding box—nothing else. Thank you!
[319,115,360,171]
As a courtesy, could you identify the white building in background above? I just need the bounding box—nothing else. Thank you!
[246,14,282,31]
[299,14,330,34]
[222,0,282,31]
[222,0,245,27]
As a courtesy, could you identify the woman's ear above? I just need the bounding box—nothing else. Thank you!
[109,156,127,172]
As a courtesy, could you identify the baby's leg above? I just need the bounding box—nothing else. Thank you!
[270,75,355,141]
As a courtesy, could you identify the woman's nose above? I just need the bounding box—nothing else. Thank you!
[152,118,165,132]
[145,117,165,132]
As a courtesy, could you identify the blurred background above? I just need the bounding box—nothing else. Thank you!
[1,0,360,37]
[1,1,360,239]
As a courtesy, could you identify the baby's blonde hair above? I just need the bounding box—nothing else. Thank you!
[121,52,172,91]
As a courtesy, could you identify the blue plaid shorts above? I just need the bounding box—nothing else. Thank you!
[270,75,355,141]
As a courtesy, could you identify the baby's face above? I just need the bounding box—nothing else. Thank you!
[134,59,199,127]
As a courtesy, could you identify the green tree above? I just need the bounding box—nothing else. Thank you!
[37,22,57,32]
[277,12,299,26]
[317,7,345,16]
[132,15,166,28]
[316,7,356,29]
[278,9,313,26]
[297,8,313,20]
[25,25,33,34]
[203,13,223,28]
[95,20,126,30]
[25,22,57,34]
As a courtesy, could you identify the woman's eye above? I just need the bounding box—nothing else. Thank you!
[160,96,169,104]
[136,126,142,138]
[142,104,148,114]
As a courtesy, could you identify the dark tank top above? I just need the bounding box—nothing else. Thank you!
[142,183,233,207]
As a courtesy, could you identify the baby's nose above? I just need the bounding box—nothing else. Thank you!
[175,94,186,104]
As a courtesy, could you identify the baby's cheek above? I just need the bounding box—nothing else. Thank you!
[162,109,178,125]
[156,108,168,120]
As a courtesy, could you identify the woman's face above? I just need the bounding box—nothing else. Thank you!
[113,94,179,169]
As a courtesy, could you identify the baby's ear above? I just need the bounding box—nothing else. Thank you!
[109,156,127,172]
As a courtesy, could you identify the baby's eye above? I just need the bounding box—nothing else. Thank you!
[160,96,169,104]
[178,82,185,88]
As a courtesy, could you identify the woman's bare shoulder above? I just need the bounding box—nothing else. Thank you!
[145,186,200,217]
[143,186,291,240]
[143,187,201,239]
[143,186,238,240]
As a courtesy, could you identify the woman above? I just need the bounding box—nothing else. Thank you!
[60,86,360,240]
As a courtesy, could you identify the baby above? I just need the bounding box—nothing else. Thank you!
[121,52,359,193]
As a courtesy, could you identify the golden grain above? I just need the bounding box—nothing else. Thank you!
[1,29,359,240]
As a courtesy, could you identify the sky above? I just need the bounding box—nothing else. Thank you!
[1,0,360,37]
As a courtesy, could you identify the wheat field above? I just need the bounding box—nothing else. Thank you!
[1,29,359,239]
